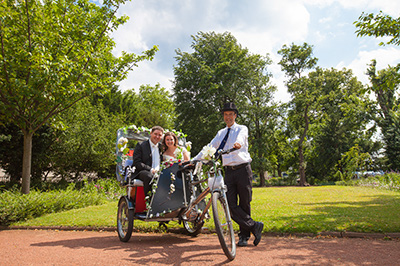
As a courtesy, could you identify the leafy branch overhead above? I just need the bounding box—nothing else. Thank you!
[0,0,157,193]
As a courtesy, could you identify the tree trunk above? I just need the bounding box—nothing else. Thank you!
[298,106,309,186]
[298,144,306,186]
[21,131,33,194]
[259,170,265,187]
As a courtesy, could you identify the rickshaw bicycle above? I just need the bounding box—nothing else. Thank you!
[115,127,236,261]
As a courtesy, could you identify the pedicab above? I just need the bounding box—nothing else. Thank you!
[115,125,236,260]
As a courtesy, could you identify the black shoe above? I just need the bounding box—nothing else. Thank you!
[237,236,248,247]
[252,222,264,246]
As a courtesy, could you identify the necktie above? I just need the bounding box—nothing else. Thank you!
[151,143,160,171]
[215,128,231,156]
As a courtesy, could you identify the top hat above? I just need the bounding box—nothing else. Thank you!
[221,102,239,115]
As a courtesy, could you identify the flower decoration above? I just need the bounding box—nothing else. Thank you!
[174,147,183,160]
[117,137,128,152]
[169,173,176,194]
[200,144,216,160]
[185,141,192,152]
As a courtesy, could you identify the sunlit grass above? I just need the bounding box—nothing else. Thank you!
[13,186,400,234]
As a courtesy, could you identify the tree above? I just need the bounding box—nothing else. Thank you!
[0,0,158,193]
[52,98,124,181]
[366,61,400,170]
[355,12,400,170]
[91,84,176,129]
[278,43,318,186]
[135,84,176,129]
[173,31,275,160]
[173,31,249,153]
[240,54,277,187]
[306,67,376,181]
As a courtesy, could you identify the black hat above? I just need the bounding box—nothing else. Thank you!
[221,102,239,115]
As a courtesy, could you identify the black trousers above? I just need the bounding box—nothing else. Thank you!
[136,170,153,196]
[224,164,256,239]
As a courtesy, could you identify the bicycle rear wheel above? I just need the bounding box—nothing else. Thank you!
[117,196,134,242]
[212,191,236,261]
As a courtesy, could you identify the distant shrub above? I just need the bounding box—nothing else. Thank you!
[0,178,123,226]
[336,172,400,192]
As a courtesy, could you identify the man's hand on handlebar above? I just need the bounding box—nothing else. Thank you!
[233,142,241,149]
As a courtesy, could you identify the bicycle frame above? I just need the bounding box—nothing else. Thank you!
[181,162,226,224]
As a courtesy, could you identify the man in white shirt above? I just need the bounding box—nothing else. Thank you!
[132,126,164,196]
[193,103,263,247]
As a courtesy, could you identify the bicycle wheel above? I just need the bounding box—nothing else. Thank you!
[212,191,236,261]
[117,196,134,242]
[182,208,204,236]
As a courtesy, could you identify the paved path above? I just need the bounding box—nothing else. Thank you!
[1,229,400,265]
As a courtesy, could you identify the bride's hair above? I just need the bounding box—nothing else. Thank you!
[162,131,178,151]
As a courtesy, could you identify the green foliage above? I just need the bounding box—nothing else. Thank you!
[278,42,318,186]
[355,12,400,171]
[0,0,157,193]
[366,60,400,171]
[355,11,400,46]
[338,172,400,192]
[264,176,297,186]
[91,84,176,129]
[306,68,376,181]
[0,124,56,184]
[52,98,124,179]
[334,144,371,181]
[0,178,123,226]
[173,31,274,154]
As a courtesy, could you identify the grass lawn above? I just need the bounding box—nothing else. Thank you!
[13,186,400,234]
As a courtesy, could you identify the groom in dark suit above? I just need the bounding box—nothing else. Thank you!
[132,126,164,196]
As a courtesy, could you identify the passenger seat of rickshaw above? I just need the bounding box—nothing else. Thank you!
[123,159,147,213]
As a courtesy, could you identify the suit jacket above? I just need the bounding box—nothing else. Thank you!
[132,139,162,177]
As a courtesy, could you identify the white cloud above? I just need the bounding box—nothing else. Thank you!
[111,0,400,104]
[338,47,400,85]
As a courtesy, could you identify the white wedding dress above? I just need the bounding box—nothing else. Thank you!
[162,147,189,162]
[163,154,176,161]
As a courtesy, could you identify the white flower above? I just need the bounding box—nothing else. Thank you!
[186,141,192,152]
[118,137,128,152]
[169,184,175,193]
[118,137,128,146]
[201,144,216,160]
[170,173,175,181]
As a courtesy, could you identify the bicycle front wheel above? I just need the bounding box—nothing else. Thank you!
[212,191,236,261]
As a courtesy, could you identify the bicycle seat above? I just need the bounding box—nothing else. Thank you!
[130,179,144,187]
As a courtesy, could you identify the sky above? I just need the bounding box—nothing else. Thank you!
[110,0,400,103]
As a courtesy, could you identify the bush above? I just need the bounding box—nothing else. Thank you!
[0,178,123,226]
[336,172,400,192]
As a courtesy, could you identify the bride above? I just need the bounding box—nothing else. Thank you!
[162,132,190,162]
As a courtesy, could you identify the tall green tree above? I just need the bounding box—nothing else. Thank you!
[134,84,176,129]
[173,31,249,152]
[0,0,157,193]
[355,12,400,170]
[240,54,277,187]
[173,31,275,160]
[366,61,400,170]
[306,67,376,181]
[278,43,318,186]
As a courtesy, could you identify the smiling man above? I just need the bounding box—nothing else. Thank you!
[131,126,164,196]
[193,102,264,247]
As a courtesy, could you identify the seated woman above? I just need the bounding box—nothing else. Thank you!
[162,132,190,163]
